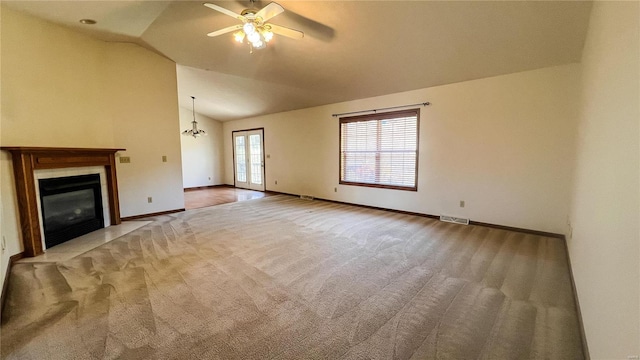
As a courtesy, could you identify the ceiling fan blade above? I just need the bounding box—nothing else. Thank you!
[204,3,246,21]
[207,24,243,37]
[268,24,304,39]
[256,2,284,22]
[285,10,335,42]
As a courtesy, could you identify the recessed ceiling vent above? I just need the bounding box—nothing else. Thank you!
[439,215,470,225]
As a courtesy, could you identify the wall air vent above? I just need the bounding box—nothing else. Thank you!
[439,215,470,225]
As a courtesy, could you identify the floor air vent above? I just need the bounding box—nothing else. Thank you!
[440,215,470,225]
[300,195,314,200]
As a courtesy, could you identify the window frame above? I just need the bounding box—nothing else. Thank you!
[338,108,420,191]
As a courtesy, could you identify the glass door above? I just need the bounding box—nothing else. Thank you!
[233,129,265,191]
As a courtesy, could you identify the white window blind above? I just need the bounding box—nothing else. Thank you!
[340,109,419,190]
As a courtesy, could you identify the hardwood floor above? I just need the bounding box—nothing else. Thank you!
[184,186,273,209]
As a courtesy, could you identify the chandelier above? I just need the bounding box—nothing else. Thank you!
[182,96,207,138]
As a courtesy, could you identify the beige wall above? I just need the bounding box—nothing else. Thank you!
[0,154,22,294]
[105,43,184,217]
[223,64,580,235]
[1,8,184,285]
[568,2,640,359]
[179,107,224,188]
[0,6,114,148]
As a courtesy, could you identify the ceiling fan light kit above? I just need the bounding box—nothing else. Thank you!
[204,2,303,53]
[237,21,272,50]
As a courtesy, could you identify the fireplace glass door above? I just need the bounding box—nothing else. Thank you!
[39,174,104,248]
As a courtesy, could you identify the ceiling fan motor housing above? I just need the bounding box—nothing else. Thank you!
[241,9,258,17]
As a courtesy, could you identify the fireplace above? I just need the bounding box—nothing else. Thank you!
[39,174,105,248]
[1,147,124,257]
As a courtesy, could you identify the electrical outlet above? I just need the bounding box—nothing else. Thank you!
[275,180,278,185]
[208,177,211,181]
[147,197,153,203]
[334,187,337,192]
[162,155,167,162]
[460,200,465,208]
[119,156,131,163]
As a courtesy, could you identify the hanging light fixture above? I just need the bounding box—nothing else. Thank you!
[182,96,207,138]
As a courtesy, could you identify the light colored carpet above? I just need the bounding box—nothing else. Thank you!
[1,195,584,359]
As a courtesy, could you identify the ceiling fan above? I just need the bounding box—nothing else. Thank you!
[204,2,304,52]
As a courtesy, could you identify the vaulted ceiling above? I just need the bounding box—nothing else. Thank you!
[3,1,593,121]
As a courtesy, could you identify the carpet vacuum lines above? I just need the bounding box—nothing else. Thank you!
[1,195,584,359]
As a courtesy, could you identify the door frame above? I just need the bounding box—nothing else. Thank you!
[232,127,266,191]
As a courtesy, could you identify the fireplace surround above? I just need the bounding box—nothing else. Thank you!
[1,147,125,257]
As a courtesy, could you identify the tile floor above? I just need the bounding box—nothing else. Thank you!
[18,221,151,263]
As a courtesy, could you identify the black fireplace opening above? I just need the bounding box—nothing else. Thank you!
[39,174,104,248]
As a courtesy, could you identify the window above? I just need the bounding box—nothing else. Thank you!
[339,109,419,191]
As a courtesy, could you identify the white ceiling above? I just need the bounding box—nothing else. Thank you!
[3,1,593,121]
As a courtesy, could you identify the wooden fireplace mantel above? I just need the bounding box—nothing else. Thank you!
[1,147,125,257]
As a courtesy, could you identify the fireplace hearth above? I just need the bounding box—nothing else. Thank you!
[39,174,104,248]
